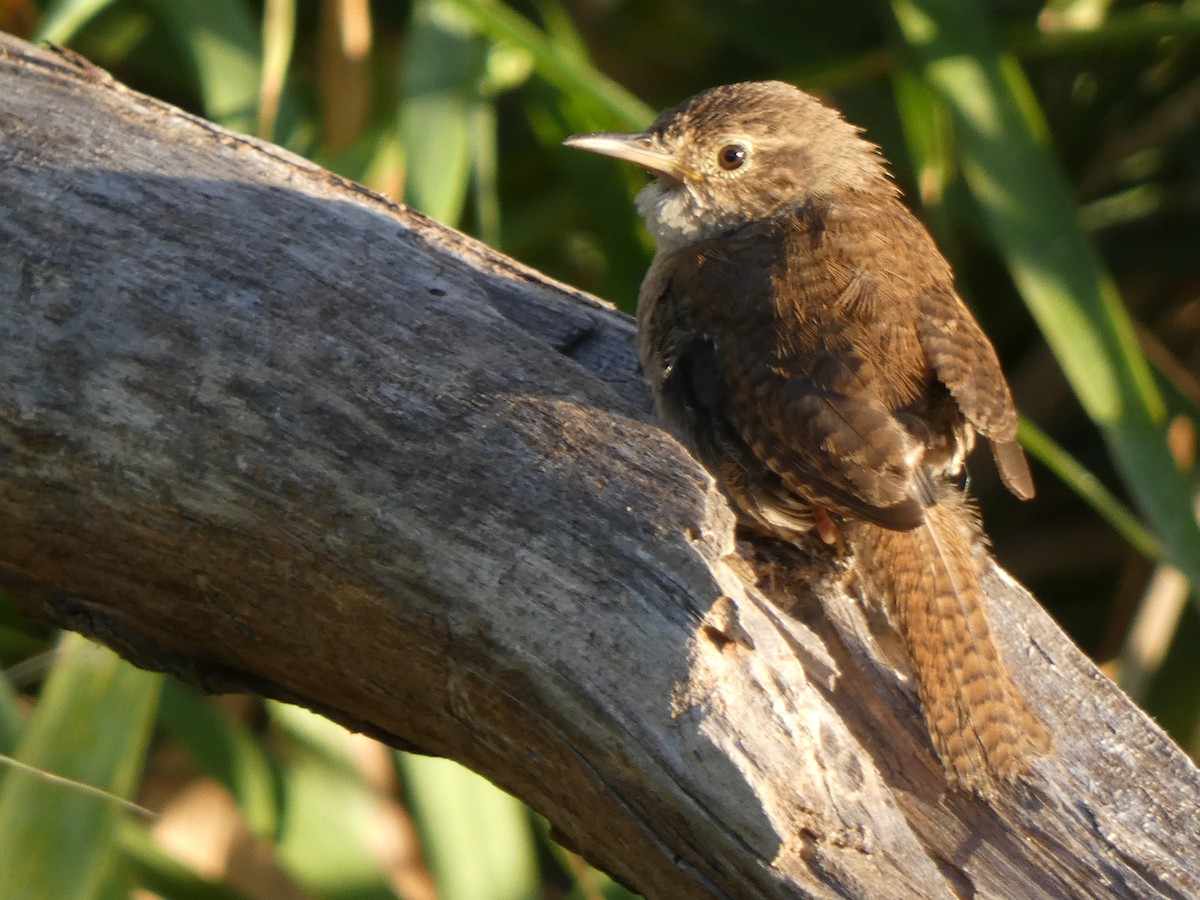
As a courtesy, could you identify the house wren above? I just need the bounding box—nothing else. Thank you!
[565,81,1051,794]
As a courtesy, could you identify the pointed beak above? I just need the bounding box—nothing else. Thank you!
[563,131,683,181]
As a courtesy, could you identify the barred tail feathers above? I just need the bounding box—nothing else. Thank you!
[853,493,1050,793]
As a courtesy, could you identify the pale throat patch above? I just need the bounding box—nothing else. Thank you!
[635,179,731,254]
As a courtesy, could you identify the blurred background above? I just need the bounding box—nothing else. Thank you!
[0,0,1198,897]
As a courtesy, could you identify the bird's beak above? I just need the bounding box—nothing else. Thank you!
[563,132,683,181]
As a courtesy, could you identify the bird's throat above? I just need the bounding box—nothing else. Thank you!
[635,180,732,254]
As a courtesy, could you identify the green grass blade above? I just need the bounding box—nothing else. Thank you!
[1009,5,1200,58]
[798,6,1200,94]
[354,122,406,197]
[890,66,957,247]
[1018,418,1161,560]
[267,702,399,898]
[400,0,488,226]
[447,0,653,129]
[468,97,502,247]
[0,752,154,820]
[0,669,25,754]
[157,680,281,840]
[890,0,1200,599]
[891,68,952,201]
[33,0,117,44]
[144,0,262,133]
[530,0,590,61]
[399,752,541,900]
[0,634,162,900]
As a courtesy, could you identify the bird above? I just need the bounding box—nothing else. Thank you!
[565,80,1051,795]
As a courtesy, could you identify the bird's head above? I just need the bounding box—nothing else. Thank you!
[565,81,892,253]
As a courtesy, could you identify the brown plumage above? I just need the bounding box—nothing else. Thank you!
[565,81,1050,793]
[853,494,1051,792]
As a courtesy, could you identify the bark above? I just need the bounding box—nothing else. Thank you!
[0,34,1197,899]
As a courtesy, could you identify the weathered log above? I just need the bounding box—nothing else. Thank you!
[0,34,1196,899]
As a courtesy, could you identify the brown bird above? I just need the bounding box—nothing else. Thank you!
[565,80,1051,794]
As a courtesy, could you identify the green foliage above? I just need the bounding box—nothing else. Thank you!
[2,0,1199,896]
[891,0,1200,597]
[157,680,282,840]
[399,753,541,900]
[0,635,161,899]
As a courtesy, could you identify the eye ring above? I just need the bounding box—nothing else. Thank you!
[717,143,747,171]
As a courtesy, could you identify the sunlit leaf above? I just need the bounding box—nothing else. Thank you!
[399,753,541,900]
[33,0,117,44]
[447,0,652,129]
[1018,418,1160,560]
[268,702,400,898]
[890,67,956,246]
[468,98,501,246]
[400,0,487,226]
[145,0,261,133]
[0,635,161,900]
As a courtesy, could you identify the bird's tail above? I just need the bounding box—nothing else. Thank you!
[852,489,1051,794]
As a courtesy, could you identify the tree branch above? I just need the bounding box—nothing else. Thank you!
[0,35,1196,899]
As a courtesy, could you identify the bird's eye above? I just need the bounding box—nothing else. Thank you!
[717,143,747,171]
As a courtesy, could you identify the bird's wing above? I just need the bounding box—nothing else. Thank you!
[914,288,1034,499]
[651,208,931,531]
[751,198,1033,509]
[848,199,1033,499]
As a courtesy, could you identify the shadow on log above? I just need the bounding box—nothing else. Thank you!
[0,34,1197,899]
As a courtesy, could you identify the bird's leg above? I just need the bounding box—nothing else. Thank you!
[812,504,843,550]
